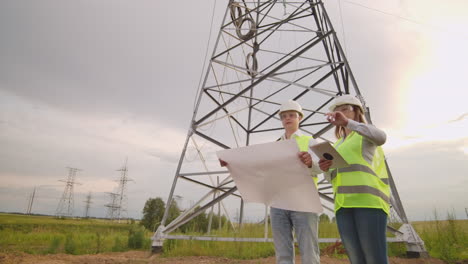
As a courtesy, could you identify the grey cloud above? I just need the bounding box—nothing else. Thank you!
[0,1,218,130]
[386,138,468,220]
[145,148,180,163]
[1,1,467,222]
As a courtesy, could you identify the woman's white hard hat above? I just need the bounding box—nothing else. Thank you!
[279,99,304,117]
[328,94,364,112]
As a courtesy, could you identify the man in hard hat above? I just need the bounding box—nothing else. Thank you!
[270,99,321,264]
[220,99,322,264]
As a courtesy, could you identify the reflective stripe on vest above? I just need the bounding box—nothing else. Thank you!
[337,185,390,203]
[331,164,389,185]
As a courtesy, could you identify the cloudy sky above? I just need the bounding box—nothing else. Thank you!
[0,0,467,222]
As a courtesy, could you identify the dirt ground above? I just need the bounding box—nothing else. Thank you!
[0,251,453,264]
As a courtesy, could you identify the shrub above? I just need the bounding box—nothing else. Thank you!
[128,225,145,249]
[45,236,61,254]
[419,210,467,263]
[112,237,126,252]
[95,232,102,253]
[64,234,76,254]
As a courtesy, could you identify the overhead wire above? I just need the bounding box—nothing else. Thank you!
[187,0,218,163]
[337,0,348,56]
[344,0,429,26]
[193,0,218,112]
[343,0,468,37]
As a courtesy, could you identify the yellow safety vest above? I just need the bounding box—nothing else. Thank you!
[330,131,390,214]
[293,135,319,187]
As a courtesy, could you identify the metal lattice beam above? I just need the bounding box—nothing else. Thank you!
[152,0,427,257]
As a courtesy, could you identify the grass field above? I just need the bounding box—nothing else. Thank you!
[0,213,466,263]
[413,218,468,262]
[0,213,151,255]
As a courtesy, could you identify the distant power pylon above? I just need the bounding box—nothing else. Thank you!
[114,158,134,222]
[83,192,93,218]
[26,187,36,215]
[55,167,81,218]
[105,192,120,220]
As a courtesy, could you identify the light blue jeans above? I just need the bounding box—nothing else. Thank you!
[270,207,320,264]
[336,208,389,264]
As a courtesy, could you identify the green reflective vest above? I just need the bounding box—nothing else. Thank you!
[293,135,318,187]
[330,131,390,214]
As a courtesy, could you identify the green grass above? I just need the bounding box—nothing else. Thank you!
[1,212,467,262]
[164,220,407,259]
[163,218,468,261]
[162,221,346,259]
[162,223,275,259]
[412,212,468,263]
[0,213,151,255]
[162,221,347,259]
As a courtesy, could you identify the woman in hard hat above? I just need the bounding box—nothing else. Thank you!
[319,94,389,264]
[220,99,321,264]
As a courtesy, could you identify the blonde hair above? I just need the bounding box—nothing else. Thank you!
[334,105,367,139]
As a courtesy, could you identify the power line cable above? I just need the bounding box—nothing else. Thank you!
[193,0,218,111]
[344,0,468,37]
[337,0,348,55]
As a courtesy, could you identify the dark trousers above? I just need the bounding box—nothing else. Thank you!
[336,207,389,264]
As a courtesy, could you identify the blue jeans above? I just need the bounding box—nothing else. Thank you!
[270,207,320,264]
[336,208,389,264]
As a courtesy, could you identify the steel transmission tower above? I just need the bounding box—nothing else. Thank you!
[83,192,93,218]
[26,187,36,215]
[105,192,120,220]
[56,167,81,218]
[114,158,134,222]
[152,0,427,257]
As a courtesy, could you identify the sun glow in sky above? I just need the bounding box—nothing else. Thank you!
[381,2,468,152]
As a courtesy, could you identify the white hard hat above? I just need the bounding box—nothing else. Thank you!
[279,99,304,117]
[328,95,364,112]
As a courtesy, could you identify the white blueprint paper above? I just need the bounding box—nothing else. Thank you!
[216,140,323,213]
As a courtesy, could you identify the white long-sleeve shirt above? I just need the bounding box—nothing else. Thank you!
[342,119,386,146]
